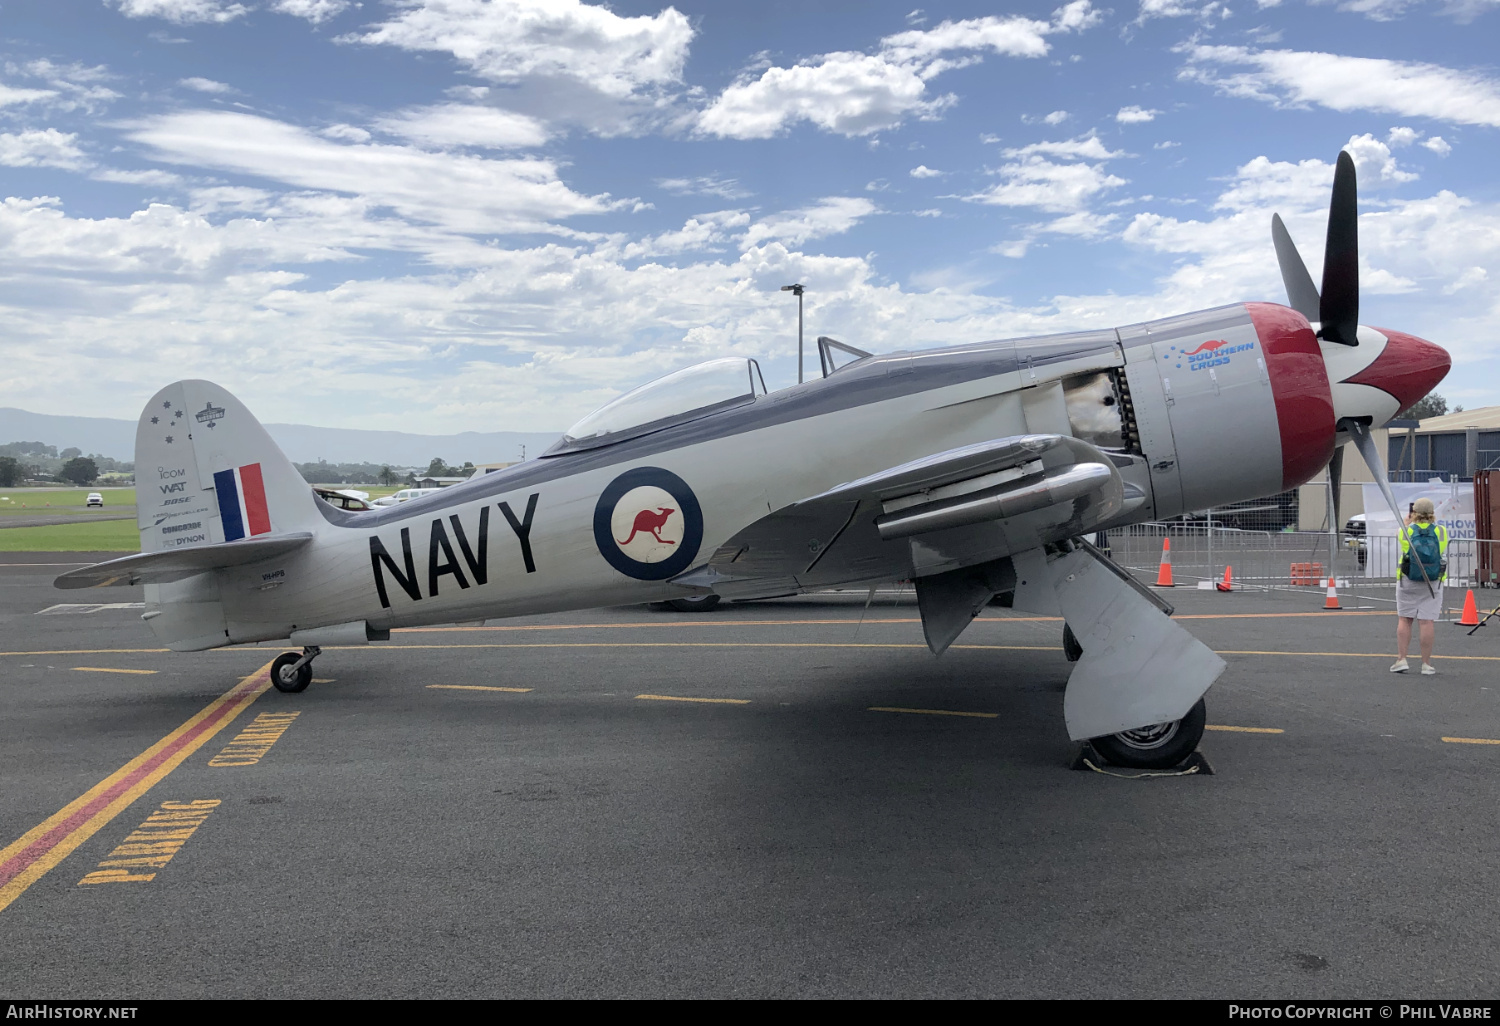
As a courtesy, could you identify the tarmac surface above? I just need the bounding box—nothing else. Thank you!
[3,552,1500,999]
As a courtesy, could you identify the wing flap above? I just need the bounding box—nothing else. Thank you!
[54,533,313,589]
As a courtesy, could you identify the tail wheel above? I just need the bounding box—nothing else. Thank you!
[1091,698,1207,769]
[1062,623,1083,662]
[270,651,312,693]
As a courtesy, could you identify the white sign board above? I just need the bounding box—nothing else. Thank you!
[1360,480,1475,580]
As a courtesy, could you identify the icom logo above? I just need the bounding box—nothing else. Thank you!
[593,467,703,581]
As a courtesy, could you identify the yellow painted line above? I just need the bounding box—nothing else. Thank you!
[1442,737,1500,745]
[0,660,276,915]
[0,648,171,657]
[868,706,998,718]
[636,694,750,705]
[73,667,158,675]
[426,685,533,693]
[1206,724,1285,734]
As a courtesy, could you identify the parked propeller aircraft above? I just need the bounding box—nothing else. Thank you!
[58,152,1449,768]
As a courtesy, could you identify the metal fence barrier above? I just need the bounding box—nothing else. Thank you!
[1110,523,1491,597]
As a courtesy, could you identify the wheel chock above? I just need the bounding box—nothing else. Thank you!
[1070,741,1214,777]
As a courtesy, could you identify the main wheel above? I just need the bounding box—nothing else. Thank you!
[1091,698,1206,770]
[1062,623,1083,662]
[270,651,312,693]
[659,595,721,613]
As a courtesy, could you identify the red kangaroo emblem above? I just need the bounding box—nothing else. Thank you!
[618,507,677,546]
[1183,339,1228,357]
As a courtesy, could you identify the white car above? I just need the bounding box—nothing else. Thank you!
[371,487,440,507]
[85,492,104,508]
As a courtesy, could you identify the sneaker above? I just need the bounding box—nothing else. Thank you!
[1390,659,1409,673]
[1421,663,1437,675]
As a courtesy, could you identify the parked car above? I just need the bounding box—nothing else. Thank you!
[313,488,374,512]
[372,487,440,507]
[85,492,104,508]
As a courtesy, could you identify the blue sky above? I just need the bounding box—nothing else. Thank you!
[1,0,1497,434]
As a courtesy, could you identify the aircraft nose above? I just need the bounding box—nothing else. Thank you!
[1346,328,1452,420]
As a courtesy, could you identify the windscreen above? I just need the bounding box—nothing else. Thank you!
[560,357,757,448]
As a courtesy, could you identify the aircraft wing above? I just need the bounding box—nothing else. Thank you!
[54,533,314,589]
[674,434,1126,599]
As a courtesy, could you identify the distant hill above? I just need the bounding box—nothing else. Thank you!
[0,407,562,466]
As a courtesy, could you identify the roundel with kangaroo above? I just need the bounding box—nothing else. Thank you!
[593,467,704,581]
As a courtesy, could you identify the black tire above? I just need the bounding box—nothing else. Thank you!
[270,651,312,693]
[1062,623,1083,662]
[1091,697,1206,770]
[663,594,721,613]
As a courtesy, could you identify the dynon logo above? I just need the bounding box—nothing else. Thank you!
[593,467,703,581]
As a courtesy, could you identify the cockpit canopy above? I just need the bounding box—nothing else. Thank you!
[546,356,767,455]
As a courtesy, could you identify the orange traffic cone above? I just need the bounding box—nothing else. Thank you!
[1216,566,1233,592]
[1155,538,1174,587]
[1458,589,1480,627]
[1322,577,1342,611]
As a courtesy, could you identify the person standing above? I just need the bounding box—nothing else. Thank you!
[1391,497,1450,675]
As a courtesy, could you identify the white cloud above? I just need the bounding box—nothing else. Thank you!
[655,175,751,200]
[2,60,120,114]
[108,0,248,23]
[1042,109,1070,125]
[909,164,944,177]
[127,110,620,234]
[372,104,549,149]
[965,135,1126,217]
[0,129,88,170]
[350,0,694,99]
[1319,0,1500,21]
[92,168,187,188]
[272,0,349,23]
[179,76,233,93]
[968,157,1126,213]
[1181,45,1500,128]
[697,52,949,140]
[1423,135,1453,156]
[1115,105,1160,123]
[1003,136,1122,160]
[697,4,1100,139]
[741,197,876,248]
[0,83,57,107]
[618,210,751,260]
[1387,125,1419,148]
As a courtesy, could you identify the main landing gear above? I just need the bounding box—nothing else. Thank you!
[271,646,320,693]
[1061,619,1207,769]
[1091,698,1208,770]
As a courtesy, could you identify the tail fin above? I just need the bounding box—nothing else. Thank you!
[136,380,320,552]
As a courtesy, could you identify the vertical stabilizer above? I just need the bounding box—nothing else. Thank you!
[136,380,319,553]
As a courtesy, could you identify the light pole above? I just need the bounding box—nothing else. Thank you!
[780,283,805,383]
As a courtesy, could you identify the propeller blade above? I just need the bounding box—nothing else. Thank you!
[1271,213,1320,322]
[1327,444,1344,533]
[1318,151,1360,346]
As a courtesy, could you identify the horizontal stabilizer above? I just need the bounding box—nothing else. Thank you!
[54,533,313,589]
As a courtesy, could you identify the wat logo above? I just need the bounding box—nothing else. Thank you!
[593,467,703,581]
[1162,338,1257,371]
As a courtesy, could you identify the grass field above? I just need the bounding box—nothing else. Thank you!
[0,487,136,513]
[0,519,139,552]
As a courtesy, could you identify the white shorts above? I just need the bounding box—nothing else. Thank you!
[1396,577,1443,621]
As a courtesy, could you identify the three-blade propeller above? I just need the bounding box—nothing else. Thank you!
[1270,150,1365,534]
